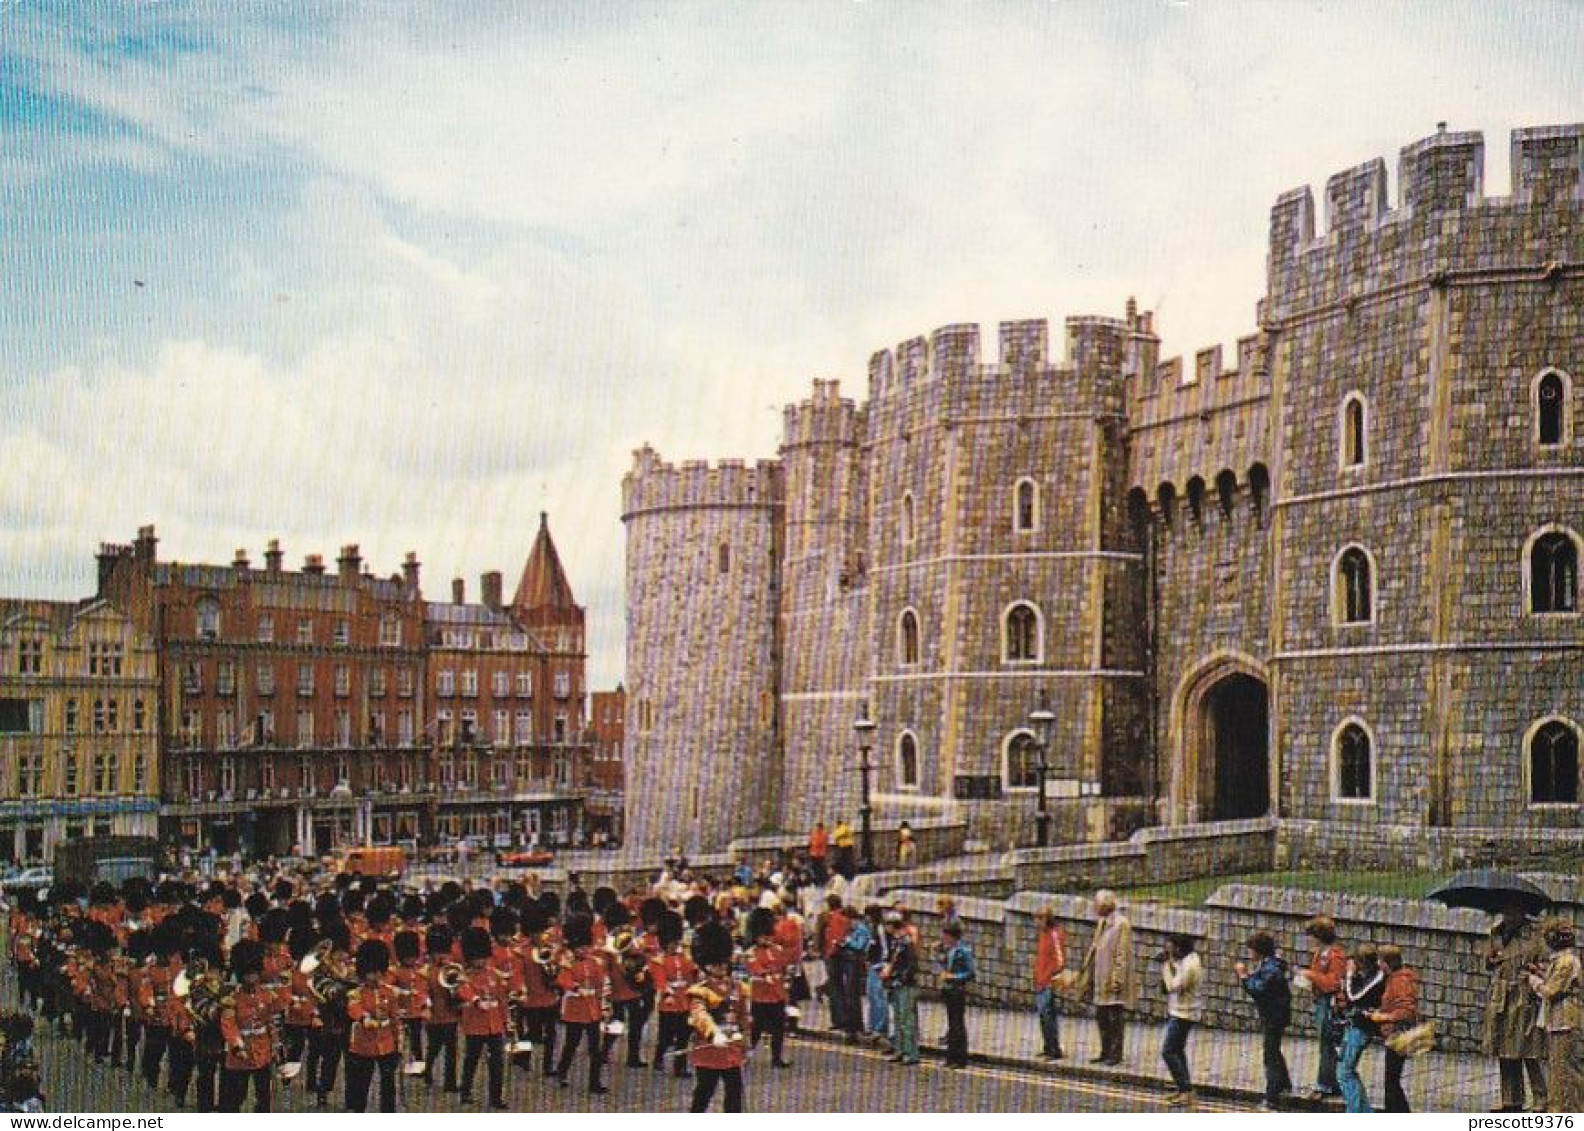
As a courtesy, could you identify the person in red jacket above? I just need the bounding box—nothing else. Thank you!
[552,913,610,1095]
[516,904,561,1078]
[745,907,794,1068]
[1301,915,1347,1099]
[390,930,430,1073]
[601,902,652,1069]
[1368,944,1422,1114]
[1033,906,1068,1060]
[649,910,698,1078]
[455,926,508,1109]
[688,919,751,1112]
[217,940,285,1113]
[345,940,401,1112]
[422,924,461,1093]
[122,932,154,1075]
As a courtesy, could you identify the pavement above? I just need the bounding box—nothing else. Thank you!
[796,995,1497,1114]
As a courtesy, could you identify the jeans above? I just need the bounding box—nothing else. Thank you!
[866,966,890,1037]
[1313,997,1340,1093]
[943,983,968,1066]
[890,985,919,1062]
[1035,988,1065,1057]
[1261,1022,1292,1103]
[1162,1017,1194,1092]
[1337,1024,1372,1113]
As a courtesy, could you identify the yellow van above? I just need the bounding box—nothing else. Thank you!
[339,845,407,879]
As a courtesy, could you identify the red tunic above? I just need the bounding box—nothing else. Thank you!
[126,962,153,1023]
[285,968,321,1029]
[347,982,401,1057]
[428,963,461,1026]
[391,961,431,1022]
[221,985,285,1071]
[748,942,792,1004]
[515,939,559,1010]
[651,951,699,1014]
[557,949,608,1025]
[688,973,750,1070]
[456,965,509,1037]
[489,943,524,998]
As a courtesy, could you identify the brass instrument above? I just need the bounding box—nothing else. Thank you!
[436,962,464,992]
[309,952,358,1004]
[172,956,208,1000]
[298,939,333,975]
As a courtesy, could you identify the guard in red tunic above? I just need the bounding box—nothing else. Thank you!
[552,912,610,1095]
[455,926,508,1109]
[422,924,461,1092]
[218,940,285,1113]
[345,940,401,1112]
[390,930,430,1072]
[745,906,794,1068]
[601,902,652,1068]
[516,904,561,1078]
[649,909,698,1077]
[687,919,751,1112]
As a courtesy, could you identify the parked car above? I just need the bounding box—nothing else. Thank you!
[1,866,52,895]
[496,848,555,868]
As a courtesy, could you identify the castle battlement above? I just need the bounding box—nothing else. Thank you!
[867,318,1080,399]
[1268,123,1583,316]
[621,444,783,517]
[781,378,860,449]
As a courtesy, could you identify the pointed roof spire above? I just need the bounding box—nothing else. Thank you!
[513,511,577,611]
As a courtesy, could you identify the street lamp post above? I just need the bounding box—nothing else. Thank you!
[853,707,877,872]
[1029,689,1055,848]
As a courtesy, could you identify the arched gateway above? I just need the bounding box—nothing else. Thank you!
[1169,653,1271,824]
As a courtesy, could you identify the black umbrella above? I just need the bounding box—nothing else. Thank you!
[1426,869,1552,916]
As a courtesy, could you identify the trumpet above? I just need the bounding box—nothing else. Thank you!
[437,963,464,992]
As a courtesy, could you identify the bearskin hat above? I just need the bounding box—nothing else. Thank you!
[230,938,265,981]
[591,886,618,917]
[603,902,631,931]
[683,894,713,928]
[287,926,322,963]
[400,894,426,922]
[393,929,421,964]
[691,919,734,969]
[562,912,595,951]
[257,908,290,945]
[746,906,777,943]
[489,906,519,940]
[639,897,667,930]
[426,923,455,959]
[355,938,391,978]
[460,925,493,964]
[655,909,685,948]
[519,902,550,937]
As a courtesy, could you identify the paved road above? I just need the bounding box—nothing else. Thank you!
[32,1021,1254,1114]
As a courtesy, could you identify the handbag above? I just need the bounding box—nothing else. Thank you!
[1383,1021,1437,1058]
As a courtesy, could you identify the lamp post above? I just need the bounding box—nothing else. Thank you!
[853,706,877,872]
[1029,689,1054,848]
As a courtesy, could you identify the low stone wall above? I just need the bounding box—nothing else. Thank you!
[730,815,967,869]
[885,882,1581,1054]
[1009,817,1278,893]
[854,859,1015,902]
[1278,820,1584,871]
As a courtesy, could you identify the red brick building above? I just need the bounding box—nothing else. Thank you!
[95,515,594,857]
[586,684,625,841]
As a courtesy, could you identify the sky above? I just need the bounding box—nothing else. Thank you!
[2,1,1580,688]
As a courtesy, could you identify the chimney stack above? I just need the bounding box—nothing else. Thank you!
[402,552,421,594]
[264,540,284,575]
[452,578,465,604]
[337,543,361,581]
[233,549,250,571]
[134,524,158,567]
[303,554,326,576]
[481,571,502,610]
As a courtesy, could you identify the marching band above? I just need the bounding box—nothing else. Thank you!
[5,869,804,1113]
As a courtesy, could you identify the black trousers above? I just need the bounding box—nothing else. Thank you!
[402,1019,424,1062]
[166,1039,195,1105]
[460,1033,504,1105]
[346,1051,398,1113]
[140,1024,169,1089]
[281,1023,315,1089]
[521,1007,558,1075]
[943,984,968,1066]
[690,1065,744,1112]
[751,1001,787,1063]
[124,1018,144,1070]
[1096,1004,1126,1063]
[555,1021,603,1091]
[193,1048,221,1112]
[653,1011,691,1075]
[424,1022,458,1089]
[1261,1022,1292,1102]
[1383,1047,1410,1112]
[86,1008,112,1061]
[603,996,652,1066]
[218,1065,272,1113]
[312,1029,345,1098]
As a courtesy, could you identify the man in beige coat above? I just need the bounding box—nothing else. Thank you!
[1484,906,1549,1111]
[1528,918,1582,1115]
[1073,890,1136,1065]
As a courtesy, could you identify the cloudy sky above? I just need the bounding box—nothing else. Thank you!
[2,1,1579,686]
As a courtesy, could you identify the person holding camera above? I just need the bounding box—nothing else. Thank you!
[1158,934,1203,1108]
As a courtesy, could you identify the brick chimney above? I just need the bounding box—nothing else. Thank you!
[402,552,421,594]
[233,548,250,572]
[452,578,465,604]
[134,524,158,568]
[264,540,284,575]
[337,544,361,582]
[303,554,326,576]
[481,571,502,610]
